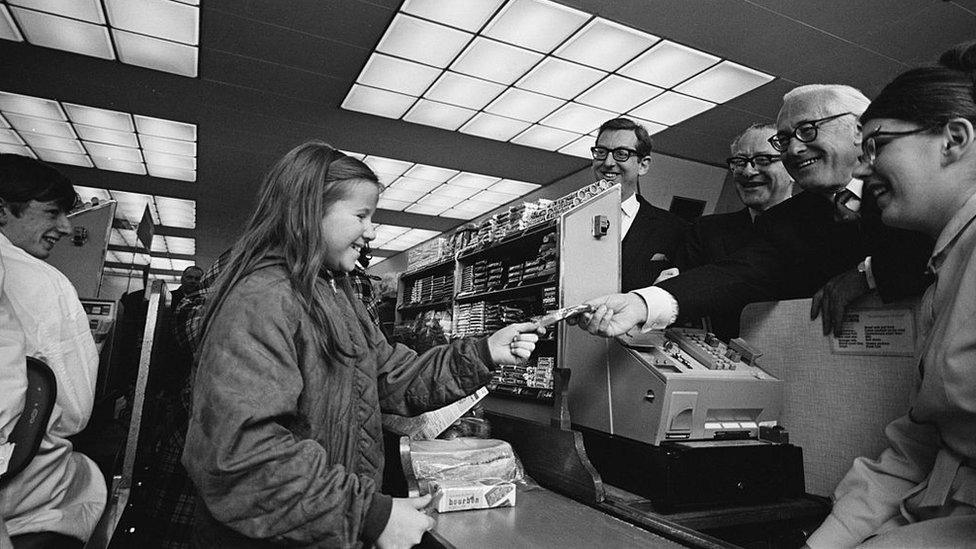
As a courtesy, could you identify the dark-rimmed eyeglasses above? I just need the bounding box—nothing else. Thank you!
[768,112,857,152]
[591,146,642,162]
[726,154,781,171]
[861,125,939,167]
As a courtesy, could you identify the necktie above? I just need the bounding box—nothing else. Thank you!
[833,189,861,222]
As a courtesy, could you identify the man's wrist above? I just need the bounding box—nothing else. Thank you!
[629,287,678,332]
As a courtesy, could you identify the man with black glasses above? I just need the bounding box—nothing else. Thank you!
[577,85,933,339]
[591,117,687,291]
[675,122,794,339]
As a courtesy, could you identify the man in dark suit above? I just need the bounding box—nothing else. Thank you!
[579,85,933,338]
[591,117,687,291]
[677,122,794,339]
[170,265,203,313]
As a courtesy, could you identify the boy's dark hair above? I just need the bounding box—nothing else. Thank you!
[0,153,77,215]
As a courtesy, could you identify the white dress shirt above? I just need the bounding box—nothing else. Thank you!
[0,233,105,541]
[620,192,639,240]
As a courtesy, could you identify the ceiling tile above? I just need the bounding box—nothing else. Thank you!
[575,74,663,113]
[5,113,76,138]
[0,91,65,120]
[357,53,442,96]
[20,131,85,153]
[133,115,196,141]
[341,84,416,119]
[450,36,543,85]
[112,29,198,77]
[554,17,659,72]
[11,6,115,60]
[403,164,459,182]
[483,87,564,123]
[541,102,615,134]
[515,57,606,100]
[423,71,506,110]
[482,0,588,54]
[75,124,139,147]
[401,0,504,32]
[458,112,532,141]
[403,99,476,131]
[674,60,774,104]
[0,7,21,41]
[629,91,715,126]
[104,0,199,45]
[33,147,93,167]
[9,0,104,23]
[391,176,440,193]
[376,13,472,68]
[510,124,578,151]
[63,103,134,131]
[618,40,720,88]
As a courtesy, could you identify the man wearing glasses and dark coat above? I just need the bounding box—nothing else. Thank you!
[578,85,933,339]
[591,117,688,292]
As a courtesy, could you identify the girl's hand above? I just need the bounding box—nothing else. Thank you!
[487,322,545,365]
[376,494,435,549]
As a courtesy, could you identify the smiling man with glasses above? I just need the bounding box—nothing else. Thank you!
[577,85,933,345]
[591,117,688,292]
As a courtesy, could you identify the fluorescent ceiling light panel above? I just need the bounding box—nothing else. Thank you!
[358,53,442,96]
[0,129,24,145]
[155,196,195,227]
[381,240,413,252]
[417,194,461,208]
[1,6,24,41]
[20,132,86,154]
[85,141,144,163]
[104,0,199,45]
[576,75,664,113]
[459,112,531,141]
[541,102,615,134]
[74,124,139,147]
[133,115,196,141]
[628,116,669,136]
[374,224,410,238]
[139,134,196,156]
[483,0,588,53]
[404,164,459,183]
[33,148,93,167]
[516,57,605,100]
[363,156,412,177]
[558,135,595,159]
[484,88,564,123]
[149,256,173,270]
[112,29,198,77]
[7,0,105,24]
[401,0,504,32]
[147,165,195,182]
[391,176,441,193]
[11,7,115,60]
[107,250,149,265]
[405,203,447,216]
[341,84,416,119]
[403,99,476,131]
[4,113,75,138]
[109,190,154,220]
[448,173,500,190]
[169,259,197,271]
[430,184,479,199]
[472,190,517,205]
[554,18,659,72]
[629,91,715,125]
[145,150,196,170]
[452,199,497,214]
[377,197,411,211]
[490,179,539,194]
[0,143,34,157]
[381,187,425,202]
[510,124,578,151]
[439,208,474,220]
[619,40,720,88]
[673,60,774,103]
[92,156,146,175]
[424,72,505,110]
[450,37,543,85]
[0,114,8,128]
[108,228,138,247]
[63,103,133,131]
[164,236,196,255]
[0,92,66,121]
[376,13,471,68]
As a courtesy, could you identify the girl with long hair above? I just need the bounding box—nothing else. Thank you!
[183,141,542,548]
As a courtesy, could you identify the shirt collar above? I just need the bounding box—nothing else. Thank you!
[621,193,639,219]
[928,190,976,274]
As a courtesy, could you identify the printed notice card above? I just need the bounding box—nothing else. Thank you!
[831,307,916,357]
